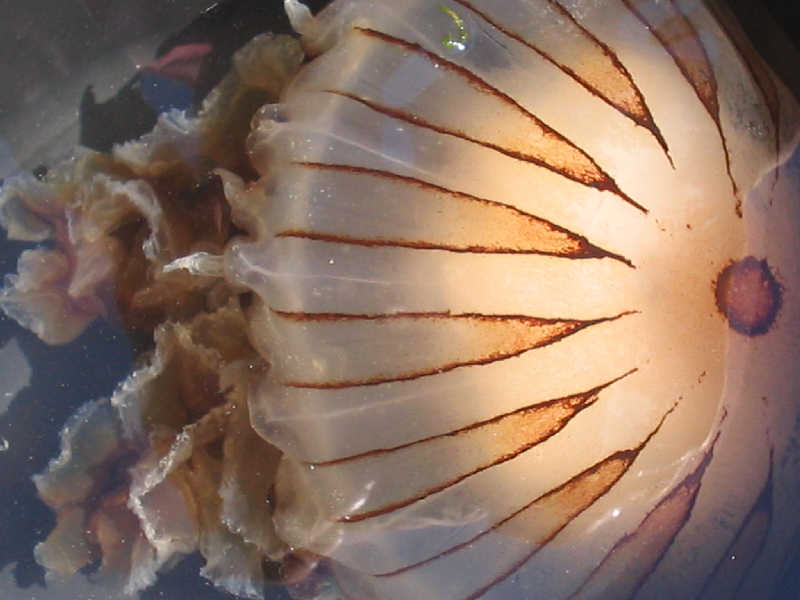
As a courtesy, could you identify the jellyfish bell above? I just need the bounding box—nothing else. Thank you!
[0,1,799,599]
[229,0,800,598]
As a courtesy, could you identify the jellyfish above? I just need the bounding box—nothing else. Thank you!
[1,0,800,599]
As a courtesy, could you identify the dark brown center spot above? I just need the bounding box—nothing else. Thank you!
[715,256,781,336]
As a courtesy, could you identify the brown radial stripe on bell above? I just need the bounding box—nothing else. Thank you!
[569,429,722,600]
[275,310,636,389]
[620,0,740,212]
[342,27,647,213]
[452,0,672,164]
[696,456,773,599]
[281,162,635,266]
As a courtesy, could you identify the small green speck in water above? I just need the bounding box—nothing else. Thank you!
[440,4,468,51]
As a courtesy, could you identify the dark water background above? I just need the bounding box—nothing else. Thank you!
[0,1,798,599]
